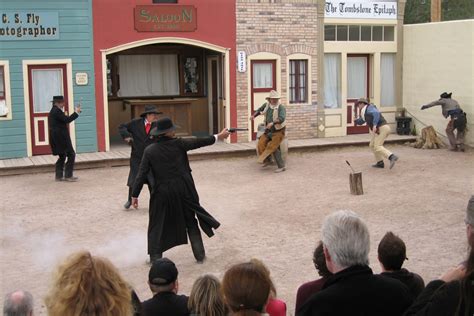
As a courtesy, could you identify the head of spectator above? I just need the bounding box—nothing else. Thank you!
[188,274,226,316]
[148,258,179,294]
[377,232,407,272]
[3,290,34,316]
[321,210,370,273]
[466,196,474,244]
[222,261,272,316]
[249,259,277,298]
[45,251,132,316]
[313,241,332,278]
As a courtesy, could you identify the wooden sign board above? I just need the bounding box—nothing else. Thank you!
[134,5,197,32]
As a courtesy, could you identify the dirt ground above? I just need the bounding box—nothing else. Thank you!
[1,145,473,315]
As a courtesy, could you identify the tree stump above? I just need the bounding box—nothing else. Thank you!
[349,172,364,195]
[411,126,445,149]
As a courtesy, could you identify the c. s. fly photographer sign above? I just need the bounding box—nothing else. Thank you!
[0,12,59,40]
[325,0,397,19]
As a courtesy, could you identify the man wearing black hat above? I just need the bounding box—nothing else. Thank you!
[132,117,231,263]
[142,258,189,316]
[421,92,467,152]
[118,105,162,209]
[354,98,399,169]
[48,95,81,182]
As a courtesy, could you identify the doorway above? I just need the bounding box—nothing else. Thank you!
[250,59,276,140]
[28,64,68,155]
[346,54,370,134]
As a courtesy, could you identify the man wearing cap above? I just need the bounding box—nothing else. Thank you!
[48,95,82,182]
[132,117,231,263]
[421,92,467,152]
[250,90,287,173]
[142,257,189,315]
[354,98,399,169]
[118,105,161,209]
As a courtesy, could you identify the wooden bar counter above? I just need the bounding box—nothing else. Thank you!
[124,98,197,136]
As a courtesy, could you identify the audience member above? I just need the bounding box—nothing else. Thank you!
[378,231,425,298]
[141,258,189,316]
[45,251,132,316]
[405,196,474,315]
[297,210,413,316]
[222,261,272,316]
[188,274,226,316]
[295,241,333,312]
[3,290,34,316]
[251,259,287,316]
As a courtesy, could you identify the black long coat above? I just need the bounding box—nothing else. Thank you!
[132,136,220,254]
[48,106,78,155]
[118,118,157,187]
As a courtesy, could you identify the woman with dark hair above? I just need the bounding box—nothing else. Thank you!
[405,196,474,316]
[222,261,272,316]
[295,241,333,312]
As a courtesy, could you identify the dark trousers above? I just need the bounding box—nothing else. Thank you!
[55,150,75,179]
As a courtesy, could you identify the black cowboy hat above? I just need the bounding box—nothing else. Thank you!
[51,95,65,102]
[440,92,452,99]
[140,105,162,117]
[150,117,177,136]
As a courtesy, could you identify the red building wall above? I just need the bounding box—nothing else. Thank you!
[92,0,237,150]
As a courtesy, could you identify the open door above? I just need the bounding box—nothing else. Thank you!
[250,60,276,140]
[28,64,68,155]
[346,55,370,134]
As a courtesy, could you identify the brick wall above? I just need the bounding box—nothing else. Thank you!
[236,0,319,142]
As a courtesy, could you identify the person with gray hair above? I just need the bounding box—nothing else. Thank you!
[3,290,34,316]
[297,210,412,316]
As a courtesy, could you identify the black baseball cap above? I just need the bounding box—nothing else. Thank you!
[149,258,178,286]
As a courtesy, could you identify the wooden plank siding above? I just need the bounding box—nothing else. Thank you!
[0,0,97,159]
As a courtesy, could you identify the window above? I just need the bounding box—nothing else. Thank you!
[325,24,395,42]
[117,54,180,97]
[252,62,274,89]
[324,54,341,109]
[381,53,396,106]
[0,62,11,119]
[152,0,177,3]
[289,60,308,104]
[347,56,368,99]
[32,69,63,113]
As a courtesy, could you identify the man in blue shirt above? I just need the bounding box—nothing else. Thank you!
[354,98,399,169]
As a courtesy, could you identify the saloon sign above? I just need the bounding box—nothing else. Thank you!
[134,5,197,32]
[325,0,397,19]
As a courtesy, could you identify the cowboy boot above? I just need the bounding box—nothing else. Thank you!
[189,232,206,263]
[372,161,385,169]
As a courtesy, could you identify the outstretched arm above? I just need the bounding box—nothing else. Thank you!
[421,99,444,110]
[181,129,231,151]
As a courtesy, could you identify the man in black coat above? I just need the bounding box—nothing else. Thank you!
[297,211,413,316]
[131,117,231,263]
[118,105,161,209]
[48,95,81,182]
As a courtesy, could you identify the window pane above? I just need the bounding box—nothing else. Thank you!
[324,54,341,108]
[361,26,371,41]
[347,57,368,99]
[349,25,360,41]
[381,53,396,106]
[253,63,273,88]
[373,26,383,41]
[32,69,63,113]
[0,67,4,98]
[325,25,336,41]
[336,25,348,41]
[384,26,395,41]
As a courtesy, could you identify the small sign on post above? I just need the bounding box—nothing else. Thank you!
[75,73,88,86]
[237,51,246,73]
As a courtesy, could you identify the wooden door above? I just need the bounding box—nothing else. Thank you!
[250,60,276,140]
[28,64,68,155]
[346,55,369,134]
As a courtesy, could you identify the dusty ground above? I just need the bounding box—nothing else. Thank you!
[1,145,473,315]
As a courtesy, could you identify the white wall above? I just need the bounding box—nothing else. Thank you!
[403,20,474,147]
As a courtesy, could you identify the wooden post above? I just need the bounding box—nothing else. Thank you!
[431,0,441,22]
[349,172,364,195]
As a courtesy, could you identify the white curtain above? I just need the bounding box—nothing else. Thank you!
[381,53,396,106]
[347,56,367,99]
[253,63,273,88]
[117,54,179,97]
[324,54,341,108]
[32,69,62,113]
